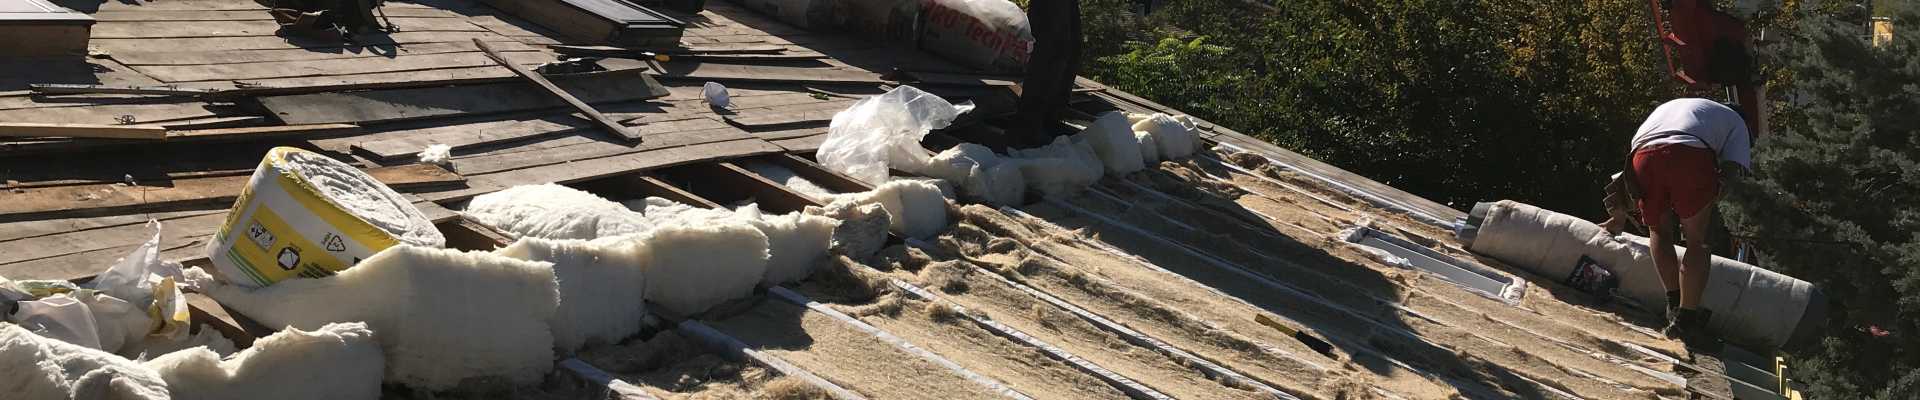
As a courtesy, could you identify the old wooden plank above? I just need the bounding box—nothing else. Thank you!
[476,39,638,142]
[131,50,552,83]
[91,31,516,53]
[653,62,887,84]
[451,125,752,175]
[0,123,167,139]
[0,124,362,156]
[463,14,563,39]
[0,164,463,222]
[91,18,485,39]
[0,209,221,243]
[0,210,229,282]
[88,8,463,22]
[256,69,667,125]
[0,102,224,127]
[342,91,813,161]
[748,125,827,141]
[770,133,827,153]
[0,57,164,91]
[722,99,855,129]
[351,113,718,161]
[180,66,516,93]
[427,137,783,202]
[110,40,539,66]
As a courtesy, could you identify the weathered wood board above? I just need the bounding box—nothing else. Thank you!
[257,70,669,125]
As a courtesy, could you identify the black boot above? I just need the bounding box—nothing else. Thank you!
[1671,308,1722,351]
[1661,291,1682,337]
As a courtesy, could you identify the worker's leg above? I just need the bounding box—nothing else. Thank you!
[1678,206,1715,309]
[1650,216,1682,294]
[1013,0,1081,148]
[1632,148,1683,313]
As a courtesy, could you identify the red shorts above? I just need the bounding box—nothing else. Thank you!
[1632,143,1719,228]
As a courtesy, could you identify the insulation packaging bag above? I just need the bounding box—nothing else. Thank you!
[206,147,446,288]
[917,0,1033,73]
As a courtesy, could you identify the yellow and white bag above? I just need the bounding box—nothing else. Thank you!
[206,147,445,288]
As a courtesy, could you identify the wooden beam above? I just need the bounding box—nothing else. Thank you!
[0,124,361,156]
[185,292,273,349]
[656,161,821,213]
[0,164,464,222]
[0,123,167,140]
[474,38,640,143]
[762,153,875,193]
[568,173,722,209]
[436,215,515,251]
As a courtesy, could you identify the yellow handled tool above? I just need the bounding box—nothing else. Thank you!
[1255,314,1338,359]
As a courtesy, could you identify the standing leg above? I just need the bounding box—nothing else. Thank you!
[1633,149,1684,318]
[1013,0,1081,148]
[1648,211,1683,320]
[1678,205,1716,310]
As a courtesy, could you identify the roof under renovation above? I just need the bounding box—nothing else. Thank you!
[0,0,1797,399]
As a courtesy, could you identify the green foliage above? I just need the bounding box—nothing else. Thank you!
[1081,0,1672,215]
[1080,1,1915,397]
[1722,2,1920,398]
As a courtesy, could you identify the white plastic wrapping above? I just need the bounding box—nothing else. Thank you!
[817,85,974,185]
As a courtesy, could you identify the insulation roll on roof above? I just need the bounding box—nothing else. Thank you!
[466,183,651,240]
[145,322,385,400]
[1460,200,1827,350]
[205,147,445,288]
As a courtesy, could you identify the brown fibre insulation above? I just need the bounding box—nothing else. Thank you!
[790,257,1132,400]
[1014,157,1690,399]
[704,300,1004,399]
[862,250,1272,400]
[578,331,826,400]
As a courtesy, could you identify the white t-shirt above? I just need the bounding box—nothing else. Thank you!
[1630,98,1753,171]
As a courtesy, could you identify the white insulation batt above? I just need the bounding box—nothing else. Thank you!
[743,161,840,201]
[624,222,770,316]
[0,322,169,400]
[1080,111,1145,175]
[917,143,1026,206]
[496,238,650,353]
[1132,113,1197,160]
[734,205,839,284]
[145,322,383,400]
[1134,130,1162,164]
[1007,135,1105,200]
[200,245,560,390]
[1466,200,1823,349]
[825,180,951,239]
[283,150,446,247]
[465,184,650,240]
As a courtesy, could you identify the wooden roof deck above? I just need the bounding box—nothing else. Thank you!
[0,0,1460,283]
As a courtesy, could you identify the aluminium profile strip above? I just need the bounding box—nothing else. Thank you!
[1203,142,1457,229]
[558,358,662,400]
[885,278,1178,400]
[675,319,868,400]
[1028,200,1574,400]
[765,286,1035,400]
[902,238,1305,400]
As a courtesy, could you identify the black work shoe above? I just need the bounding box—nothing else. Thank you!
[1671,309,1723,352]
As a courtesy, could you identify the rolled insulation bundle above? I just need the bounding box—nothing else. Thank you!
[206,147,445,288]
[1459,200,1826,350]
